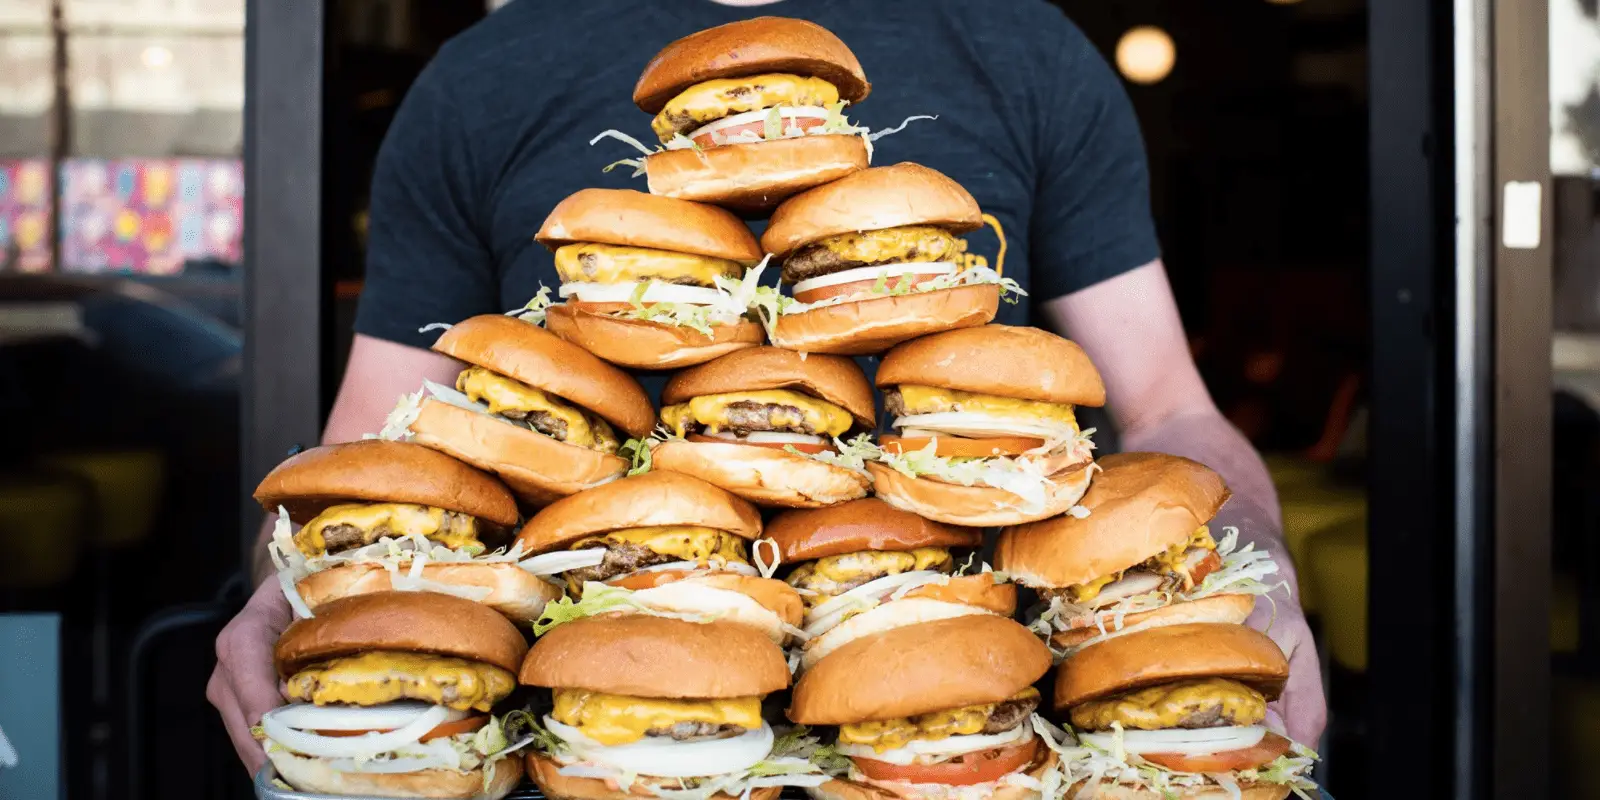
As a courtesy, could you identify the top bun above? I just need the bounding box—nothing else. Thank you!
[662,346,876,429]
[788,615,1050,725]
[253,440,519,527]
[1053,623,1289,710]
[520,615,789,697]
[432,315,656,439]
[275,591,528,677]
[996,453,1230,588]
[761,164,983,257]
[534,189,762,264]
[514,471,762,552]
[633,17,869,113]
[876,325,1106,407]
[766,498,981,561]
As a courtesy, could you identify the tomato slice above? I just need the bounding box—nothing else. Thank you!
[851,738,1039,787]
[687,433,835,455]
[1188,550,1224,586]
[1140,732,1291,773]
[793,273,944,305]
[316,715,489,742]
[879,435,1045,458]
[692,115,828,149]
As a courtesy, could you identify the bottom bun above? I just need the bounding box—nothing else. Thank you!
[526,754,782,800]
[545,305,763,369]
[651,439,870,508]
[1065,781,1290,800]
[295,562,565,625]
[805,747,1057,800]
[269,749,522,799]
[866,461,1094,527]
[410,399,626,507]
[772,285,1000,356]
[1050,593,1257,653]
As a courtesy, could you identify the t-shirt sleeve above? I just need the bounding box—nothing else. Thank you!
[1027,16,1162,302]
[353,73,500,349]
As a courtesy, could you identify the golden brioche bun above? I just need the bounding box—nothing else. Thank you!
[527,754,782,800]
[877,324,1105,406]
[514,471,762,552]
[765,497,980,561]
[292,562,564,625]
[645,135,868,213]
[788,614,1050,724]
[865,460,1094,528]
[799,584,1017,670]
[633,17,869,112]
[253,439,519,527]
[1049,593,1257,654]
[996,452,1231,588]
[804,749,1058,800]
[1064,781,1291,800]
[649,439,870,508]
[771,284,1000,356]
[519,615,789,696]
[761,163,983,256]
[275,591,528,677]
[544,305,764,370]
[1053,623,1289,710]
[408,398,627,508]
[663,346,875,428]
[269,749,523,799]
[431,315,656,439]
[534,188,761,262]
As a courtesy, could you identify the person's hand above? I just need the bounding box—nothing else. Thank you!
[1249,594,1327,749]
[207,577,292,776]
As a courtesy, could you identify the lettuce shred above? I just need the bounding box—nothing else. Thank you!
[1048,723,1321,799]
[858,431,1094,514]
[531,722,831,800]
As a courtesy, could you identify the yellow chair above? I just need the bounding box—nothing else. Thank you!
[0,476,91,588]
[40,450,165,547]
[1306,518,1367,671]
[1278,486,1366,615]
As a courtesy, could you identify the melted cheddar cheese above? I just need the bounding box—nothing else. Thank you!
[553,243,744,287]
[807,226,961,266]
[551,689,763,746]
[572,526,750,567]
[787,548,954,607]
[652,74,839,142]
[457,366,619,453]
[897,386,1079,430]
[1069,678,1265,731]
[294,503,479,557]
[839,689,1040,753]
[285,652,516,712]
[1060,527,1218,603]
[660,389,854,438]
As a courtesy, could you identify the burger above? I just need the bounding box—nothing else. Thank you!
[255,439,562,624]
[787,615,1060,800]
[599,17,873,211]
[256,591,530,799]
[649,346,874,508]
[1052,623,1318,799]
[531,188,767,369]
[865,325,1103,526]
[512,471,804,644]
[757,164,1021,355]
[764,498,1015,671]
[996,453,1282,658]
[520,614,827,800]
[381,314,656,507]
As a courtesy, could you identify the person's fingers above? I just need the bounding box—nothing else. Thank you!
[214,580,293,773]
[208,669,266,775]
[1281,639,1328,746]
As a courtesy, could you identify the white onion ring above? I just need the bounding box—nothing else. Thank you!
[804,571,944,637]
[262,704,452,759]
[631,561,759,577]
[1079,725,1266,756]
[838,726,1034,766]
[266,702,464,731]
[559,282,725,305]
[687,106,831,142]
[518,548,608,576]
[893,412,1079,442]
[791,262,958,295]
[544,717,774,778]
[701,430,830,446]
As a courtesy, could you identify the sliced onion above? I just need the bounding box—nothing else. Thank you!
[628,581,789,643]
[1085,572,1166,608]
[686,106,831,142]
[262,704,452,759]
[519,548,608,576]
[802,598,980,669]
[894,412,1079,442]
[266,702,464,731]
[631,560,759,577]
[1079,725,1265,756]
[791,262,958,295]
[701,430,830,446]
[839,726,1034,766]
[803,571,945,637]
[545,717,774,778]
[559,282,724,305]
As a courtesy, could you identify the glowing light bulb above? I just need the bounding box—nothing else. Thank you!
[1115,26,1176,85]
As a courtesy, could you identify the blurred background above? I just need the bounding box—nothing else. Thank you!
[0,0,1592,798]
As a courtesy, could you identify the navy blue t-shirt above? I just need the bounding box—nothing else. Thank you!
[354,0,1159,378]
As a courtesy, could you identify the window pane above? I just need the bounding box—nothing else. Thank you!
[68,35,243,157]
[0,35,53,158]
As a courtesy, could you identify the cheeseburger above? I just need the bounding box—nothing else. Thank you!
[602,17,873,210]
[759,164,1021,355]
[256,440,561,624]
[997,453,1282,658]
[382,314,656,506]
[513,471,804,644]
[787,615,1059,800]
[257,592,529,799]
[866,325,1103,526]
[650,347,874,508]
[531,189,767,369]
[765,499,1014,671]
[1052,623,1318,799]
[521,615,826,800]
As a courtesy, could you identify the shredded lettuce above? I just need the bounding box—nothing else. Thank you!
[774,266,1026,322]
[532,722,830,800]
[860,431,1095,514]
[619,438,654,476]
[780,433,875,479]
[1050,723,1321,799]
[509,285,555,325]
[532,581,722,636]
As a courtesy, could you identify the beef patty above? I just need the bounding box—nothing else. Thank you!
[982,693,1042,734]
[319,511,476,554]
[500,408,568,440]
[564,541,679,584]
[646,721,749,741]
